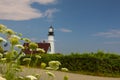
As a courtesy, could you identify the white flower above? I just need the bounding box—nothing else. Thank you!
[11,35,21,39]
[1,58,6,61]
[22,38,31,42]
[26,75,37,80]
[0,76,6,80]
[46,71,55,78]
[29,42,38,50]
[36,48,45,53]
[5,29,15,35]
[0,37,7,43]
[61,68,69,72]
[15,44,24,49]
[35,55,41,59]
[23,58,31,62]
[0,24,7,33]
[0,24,7,30]
[46,67,53,70]
[9,37,19,45]
[41,62,46,69]
[49,61,61,70]
[30,49,32,51]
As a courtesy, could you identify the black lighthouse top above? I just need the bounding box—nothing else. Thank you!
[48,26,54,36]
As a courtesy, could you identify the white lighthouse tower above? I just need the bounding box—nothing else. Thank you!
[48,26,55,54]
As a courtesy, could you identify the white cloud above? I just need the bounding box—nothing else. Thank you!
[0,0,57,21]
[31,0,57,5]
[44,8,59,18]
[93,29,120,38]
[59,28,72,33]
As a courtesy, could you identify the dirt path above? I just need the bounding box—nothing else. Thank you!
[20,68,120,80]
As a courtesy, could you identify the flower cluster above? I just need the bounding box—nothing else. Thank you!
[40,62,46,69]
[0,37,7,43]
[61,68,69,72]
[46,71,55,78]
[15,44,24,49]
[48,61,61,70]
[9,35,21,46]
[35,55,41,59]
[23,58,31,62]
[0,24,7,33]
[0,24,69,80]
[29,42,38,50]
[25,75,37,80]
[5,29,15,36]
[36,48,45,53]
[22,38,31,43]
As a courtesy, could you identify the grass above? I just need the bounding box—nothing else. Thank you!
[19,66,120,78]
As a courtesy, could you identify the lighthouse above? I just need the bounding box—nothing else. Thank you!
[48,26,55,54]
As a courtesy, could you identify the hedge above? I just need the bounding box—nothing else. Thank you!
[20,52,120,74]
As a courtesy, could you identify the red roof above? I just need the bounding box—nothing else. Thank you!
[23,42,50,54]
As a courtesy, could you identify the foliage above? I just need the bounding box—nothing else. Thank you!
[20,52,120,76]
[0,24,68,80]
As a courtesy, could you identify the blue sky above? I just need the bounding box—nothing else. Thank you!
[0,0,120,54]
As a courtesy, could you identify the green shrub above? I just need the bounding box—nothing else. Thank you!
[20,52,120,75]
